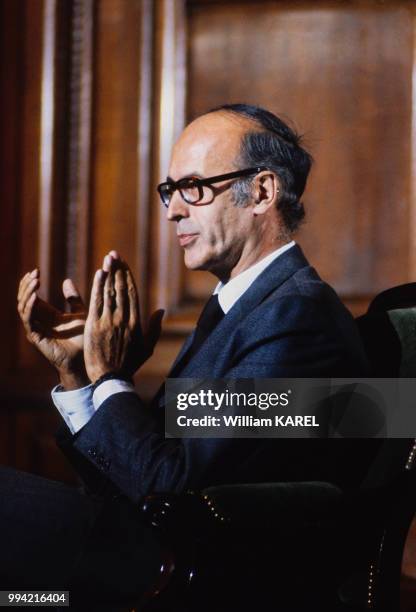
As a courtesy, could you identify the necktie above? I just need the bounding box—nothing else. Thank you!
[191,294,225,354]
[162,294,225,401]
[177,294,225,370]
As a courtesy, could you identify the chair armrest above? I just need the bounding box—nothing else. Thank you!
[139,491,217,538]
[139,481,344,537]
[201,481,343,530]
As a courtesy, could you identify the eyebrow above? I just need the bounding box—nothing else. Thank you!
[166,173,204,182]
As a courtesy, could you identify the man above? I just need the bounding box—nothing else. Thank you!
[13,104,369,603]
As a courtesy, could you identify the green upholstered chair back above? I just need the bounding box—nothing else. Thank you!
[387,307,416,377]
[357,282,416,378]
[355,285,416,488]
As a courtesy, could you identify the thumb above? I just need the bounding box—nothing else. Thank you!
[62,278,85,313]
[144,309,164,354]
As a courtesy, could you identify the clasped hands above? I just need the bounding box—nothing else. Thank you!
[17,251,164,390]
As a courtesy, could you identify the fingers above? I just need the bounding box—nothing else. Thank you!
[17,271,30,303]
[20,277,40,312]
[88,269,105,320]
[17,270,40,328]
[18,269,39,304]
[115,268,127,320]
[102,250,120,273]
[62,279,85,313]
[94,252,137,326]
[126,268,139,327]
[104,252,138,326]
[22,292,37,327]
[91,254,124,321]
[102,256,115,317]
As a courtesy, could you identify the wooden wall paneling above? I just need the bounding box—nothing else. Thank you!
[147,0,217,331]
[0,0,95,394]
[186,0,414,315]
[137,0,190,393]
[0,0,24,380]
[4,0,81,391]
[15,0,50,378]
[410,3,416,280]
[89,0,146,282]
[0,0,89,469]
[136,0,154,314]
[0,0,49,440]
[150,0,187,318]
[64,0,94,300]
[38,0,58,302]
[87,0,164,395]
[0,0,94,472]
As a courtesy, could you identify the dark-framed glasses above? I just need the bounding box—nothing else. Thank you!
[157,166,267,208]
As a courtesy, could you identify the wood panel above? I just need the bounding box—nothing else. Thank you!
[0,0,85,393]
[0,0,163,461]
[149,0,187,315]
[0,0,24,381]
[89,0,150,290]
[185,0,415,314]
[64,0,94,299]
[1,0,55,388]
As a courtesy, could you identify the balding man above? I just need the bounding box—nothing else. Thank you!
[14,104,369,603]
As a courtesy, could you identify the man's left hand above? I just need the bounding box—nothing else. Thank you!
[84,252,164,383]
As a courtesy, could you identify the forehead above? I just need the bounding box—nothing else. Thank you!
[169,111,256,178]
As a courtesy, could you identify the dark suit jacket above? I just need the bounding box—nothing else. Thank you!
[57,245,371,503]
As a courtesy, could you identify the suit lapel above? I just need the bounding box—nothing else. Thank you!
[168,331,196,377]
[228,244,309,320]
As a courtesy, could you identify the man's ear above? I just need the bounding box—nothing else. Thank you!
[252,172,280,215]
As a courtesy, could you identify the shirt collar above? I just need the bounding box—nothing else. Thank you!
[214,241,296,314]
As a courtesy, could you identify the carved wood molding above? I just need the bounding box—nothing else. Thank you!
[38,0,57,300]
[65,0,94,298]
[150,0,194,331]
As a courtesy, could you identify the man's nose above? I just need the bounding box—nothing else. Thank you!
[166,191,190,221]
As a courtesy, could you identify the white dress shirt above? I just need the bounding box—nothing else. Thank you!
[52,241,296,433]
[214,240,295,313]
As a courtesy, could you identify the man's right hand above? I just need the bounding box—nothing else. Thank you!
[84,252,164,383]
[17,269,89,390]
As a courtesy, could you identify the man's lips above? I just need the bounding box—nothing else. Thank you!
[178,233,199,246]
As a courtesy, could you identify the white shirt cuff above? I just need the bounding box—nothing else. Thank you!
[51,384,94,434]
[52,379,136,434]
[92,379,136,411]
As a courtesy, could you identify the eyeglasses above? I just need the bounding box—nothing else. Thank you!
[157,166,267,208]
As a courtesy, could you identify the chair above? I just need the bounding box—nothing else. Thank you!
[138,284,416,612]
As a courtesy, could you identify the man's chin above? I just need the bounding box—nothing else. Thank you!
[183,251,210,271]
[183,258,206,271]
